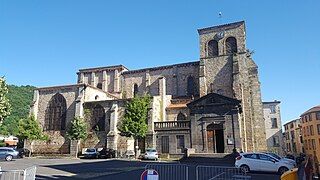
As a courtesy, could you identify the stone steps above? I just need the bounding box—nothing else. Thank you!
[180,153,236,166]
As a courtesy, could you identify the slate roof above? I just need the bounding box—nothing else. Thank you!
[197,21,245,35]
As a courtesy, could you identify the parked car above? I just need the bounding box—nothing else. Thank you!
[98,148,116,159]
[264,152,296,166]
[16,148,31,158]
[0,147,19,161]
[143,148,159,161]
[285,154,295,160]
[83,148,98,159]
[235,152,294,175]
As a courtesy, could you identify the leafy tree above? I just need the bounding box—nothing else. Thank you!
[67,116,88,157]
[17,115,48,141]
[67,116,88,140]
[0,77,11,122]
[0,85,36,136]
[118,95,151,157]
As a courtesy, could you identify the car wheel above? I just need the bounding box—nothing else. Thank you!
[240,165,250,174]
[5,155,13,161]
[278,167,289,175]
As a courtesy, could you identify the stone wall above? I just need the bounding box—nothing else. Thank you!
[156,131,191,154]
[122,62,199,98]
[190,113,241,153]
[263,102,283,155]
[35,85,79,131]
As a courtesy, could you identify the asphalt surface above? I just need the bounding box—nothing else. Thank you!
[0,158,280,180]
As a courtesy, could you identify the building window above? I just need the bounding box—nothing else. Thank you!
[207,40,219,57]
[97,83,102,89]
[292,142,297,153]
[271,118,278,128]
[270,105,276,114]
[176,135,185,149]
[161,136,169,153]
[305,115,309,122]
[312,139,316,150]
[290,123,294,129]
[273,136,280,147]
[308,139,311,150]
[177,112,186,121]
[310,125,314,135]
[91,104,105,131]
[316,112,320,120]
[226,37,237,54]
[133,84,138,97]
[317,124,320,135]
[45,93,67,131]
[309,114,312,121]
[290,130,295,139]
[187,76,195,96]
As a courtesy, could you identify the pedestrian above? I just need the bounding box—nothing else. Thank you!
[305,156,313,180]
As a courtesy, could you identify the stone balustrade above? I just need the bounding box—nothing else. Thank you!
[154,121,191,131]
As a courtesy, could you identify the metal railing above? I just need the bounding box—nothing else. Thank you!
[196,166,251,180]
[154,121,191,131]
[145,164,189,180]
[0,166,36,180]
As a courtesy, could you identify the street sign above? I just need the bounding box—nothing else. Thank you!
[140,169,159,180]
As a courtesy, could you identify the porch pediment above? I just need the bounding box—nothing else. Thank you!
[187,93,241,115]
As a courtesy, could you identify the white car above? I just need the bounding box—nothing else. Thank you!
[83,148,98,159]
[235,152,294,174]
[264,152,296,167]
[143,148,159,160]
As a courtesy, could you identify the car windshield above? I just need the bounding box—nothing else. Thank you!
[86,149,96,152]
[146,149,157,152]
[267,153,281,160]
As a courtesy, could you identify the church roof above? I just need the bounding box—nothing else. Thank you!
[197,21,245,35]
[122,61,199,75]
[77,65,128,73]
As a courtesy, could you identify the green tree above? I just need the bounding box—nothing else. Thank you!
[0,77,11,122]
[67,116,88,140]
[67,116,88,157]
[118,95,151,157]
[17,115,48,141]
[0,85,36,136]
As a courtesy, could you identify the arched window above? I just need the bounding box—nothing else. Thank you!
[226,37,237,54]
[207,40,219,57]
[133,84,138,97]
[97,83,102,89]
[177,112,186,121]
[187,76,195,96]
[45,93,67,131]
[92,104,105,131]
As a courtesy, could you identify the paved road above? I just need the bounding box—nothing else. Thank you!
[0,158,280,180]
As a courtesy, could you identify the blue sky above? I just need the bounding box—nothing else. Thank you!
[0,0,319,124]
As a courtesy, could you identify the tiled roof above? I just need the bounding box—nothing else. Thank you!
[122,61,199,75]
[78,65,128,73]
[301,105,320,116]
[197,21,245,35]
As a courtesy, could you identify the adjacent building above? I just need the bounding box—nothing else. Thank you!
[300,105,320,174]
[263,101,283,155]
[29,21,267,156]
[283,119,303,156]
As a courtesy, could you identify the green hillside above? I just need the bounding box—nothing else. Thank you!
[0,85,36,136]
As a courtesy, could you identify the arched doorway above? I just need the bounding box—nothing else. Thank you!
[207,122,224,153]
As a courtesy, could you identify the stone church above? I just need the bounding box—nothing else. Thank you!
[29,21,267,156]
